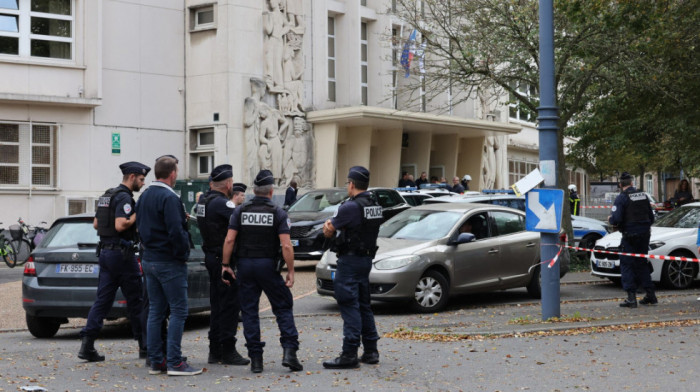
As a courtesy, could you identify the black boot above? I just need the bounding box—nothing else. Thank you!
[138,337,147,359]
[619,290,638,308]
[360,351,379,364]
[323,352,359,369]
[78,336,105,362]
[221,343,250,365]
[639,289,658,305]
[250,355,263,373]
[208,343,222,364]
[282,348,303,371]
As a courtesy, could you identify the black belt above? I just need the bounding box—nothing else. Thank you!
[339,249,371,257]
[101,243,125,250]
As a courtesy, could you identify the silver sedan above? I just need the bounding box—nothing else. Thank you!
[316,203,568,312]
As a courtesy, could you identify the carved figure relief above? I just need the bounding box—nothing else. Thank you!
[242,1,314,189]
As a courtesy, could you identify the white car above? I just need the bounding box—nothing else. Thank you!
[590,202,700,289]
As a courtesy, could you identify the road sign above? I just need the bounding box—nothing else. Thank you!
[111,132,120,155]
[525,189,564,233]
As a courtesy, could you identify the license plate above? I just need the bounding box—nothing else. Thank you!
[56,264,99,274]
[291,240,299,247]
[597,260,614,269]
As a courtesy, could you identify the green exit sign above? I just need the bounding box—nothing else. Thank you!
[111,132,120,155]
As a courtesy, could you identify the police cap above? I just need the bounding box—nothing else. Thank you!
[119,161,151,176]
[232,183,247,193]
[348,166,370,182]
[254,170,275,186]
[620,172,632,180]
[210,164,233,181]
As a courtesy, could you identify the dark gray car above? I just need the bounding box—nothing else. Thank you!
[22,213,210,338]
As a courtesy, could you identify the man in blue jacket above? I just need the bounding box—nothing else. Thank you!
[136,155,202,376]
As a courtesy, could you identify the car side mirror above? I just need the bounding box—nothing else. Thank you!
[449,232,475,245]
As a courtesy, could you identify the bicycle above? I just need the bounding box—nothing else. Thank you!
[1,222,18,268]
[11,218,48,266]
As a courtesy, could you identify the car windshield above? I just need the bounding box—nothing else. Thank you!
[654,206,700,228]
[39,220,99,248]
[288,190,347,213]
[379,210,462,240]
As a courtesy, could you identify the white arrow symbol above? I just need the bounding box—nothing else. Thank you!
[530,192,557,230]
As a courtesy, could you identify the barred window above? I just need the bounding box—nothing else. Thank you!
[0,121,57,187]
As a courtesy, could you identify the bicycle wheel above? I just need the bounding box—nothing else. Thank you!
[10,239,31,265]
[2,240,17,268]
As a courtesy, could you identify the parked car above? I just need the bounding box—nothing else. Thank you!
[397,190,434,206]
[316,202,570,313]
[590,202,700,288]
[22,213,210,338]
[289,188,410,260]
[424,193,609,250]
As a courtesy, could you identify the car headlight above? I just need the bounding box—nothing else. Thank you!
[648,241,665,250]
[374,255,421,270]
[318,250,330,267]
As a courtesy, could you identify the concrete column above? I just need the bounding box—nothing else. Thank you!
[314,122,339,188]
[370,128,402,187]
[401,131,432,177]
[457,136,484,190]
[430,134,459,180]
[337,125,372,184]
[335,2,361,106]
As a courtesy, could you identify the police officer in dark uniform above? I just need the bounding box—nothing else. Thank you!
[194,164,249,366]
[220,170,303,374]
[78,161,150,362]
[609,172,657,308]
[322,166,382,369]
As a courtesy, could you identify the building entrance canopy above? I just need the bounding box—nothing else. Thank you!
[307,106,522,189]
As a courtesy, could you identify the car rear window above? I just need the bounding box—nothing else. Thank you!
[288,191,347,213]
[40,221,99,248]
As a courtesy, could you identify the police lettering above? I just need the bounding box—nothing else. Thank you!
[194,204,205,218]
[628,192,647,202]
[241,212,274,226]
[363,206,383,220]
[97,196,111,208]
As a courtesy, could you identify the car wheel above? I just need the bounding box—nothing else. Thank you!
[411,270,449,313]
[660,252,698,290]
[26,314,61,338]
[526,265,541,299]
[578,234,601,256]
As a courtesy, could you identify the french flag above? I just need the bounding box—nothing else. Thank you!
[400,29,417,78]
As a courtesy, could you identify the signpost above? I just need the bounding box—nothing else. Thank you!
[526,189,564,233]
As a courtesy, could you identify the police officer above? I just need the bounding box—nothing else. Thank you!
[231,182,247,207]
[220,170,303,374]
[194,164,249,366]
[569,184,581,216]
[322,166,382,369]
[609,172,657,308]
[78,161,150,362]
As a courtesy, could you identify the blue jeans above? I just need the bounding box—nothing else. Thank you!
[142,260,188,368]
[334,255,379,354]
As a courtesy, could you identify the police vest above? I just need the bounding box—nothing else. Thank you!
[95,186,136,241]
[339,193,383,257]
[235,199,280,259]
[195,191,230,252]
[623,188,652,228]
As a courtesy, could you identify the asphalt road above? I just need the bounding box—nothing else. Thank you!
[0,261,24,284]
[2,269,700,391]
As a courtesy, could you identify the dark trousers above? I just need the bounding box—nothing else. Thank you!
[81,249,143,340]
[204,251,240,346]
[237,257,299,357]
[334,255,379,354]
[620,233,654,292]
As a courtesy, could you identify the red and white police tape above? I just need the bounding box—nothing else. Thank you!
[580,205,613,209]
[564,245,700,263]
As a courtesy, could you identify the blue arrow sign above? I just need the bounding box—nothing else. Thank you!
[525,189,564,233]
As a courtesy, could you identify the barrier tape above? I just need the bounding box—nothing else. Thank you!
[580,205,613,209]
[564,245,700,263]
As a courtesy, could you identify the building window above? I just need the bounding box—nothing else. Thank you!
[391,27,399,109]
[0,121,57,187]
[198,154,214,176]
[645,174,653,194]
[361,0,367,6]
[190,4,216,32]
[327,16,336,102]
[67,198,86,215]
[509,83,537,123]
[189,127,215,178]
[508,159,538,186]
[0,0,73,59]
[360,22,368,105]
[196,128,214,149]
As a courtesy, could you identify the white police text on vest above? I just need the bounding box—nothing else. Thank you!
[628,192,647,202]
[97,197,111,208]
[195,204,205,218]
[242,212,274,226]
[363,206,383,220]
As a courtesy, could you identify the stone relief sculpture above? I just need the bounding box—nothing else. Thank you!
[242,1,314,188]
[482,136,497,190]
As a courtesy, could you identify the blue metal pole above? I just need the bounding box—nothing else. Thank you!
[538,0,561,320]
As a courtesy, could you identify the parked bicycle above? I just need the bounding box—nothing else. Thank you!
[9,218,48,266]
[1,222,18,268]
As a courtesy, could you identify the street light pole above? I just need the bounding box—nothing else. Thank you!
[538,0,561,320]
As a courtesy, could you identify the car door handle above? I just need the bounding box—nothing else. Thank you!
[526,242,536,248]
[488,249,499,254]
